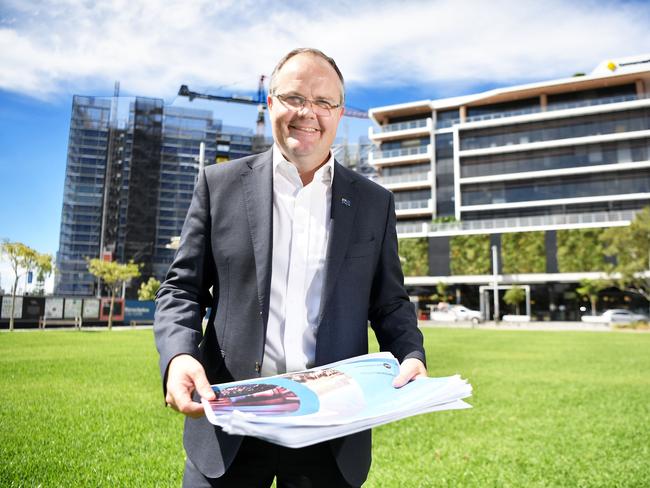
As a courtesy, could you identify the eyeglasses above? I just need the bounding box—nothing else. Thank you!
[272,93,342,117]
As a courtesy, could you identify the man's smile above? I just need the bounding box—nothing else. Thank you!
[289,124,320,133]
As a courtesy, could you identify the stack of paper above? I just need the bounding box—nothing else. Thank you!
[202,352,472,448]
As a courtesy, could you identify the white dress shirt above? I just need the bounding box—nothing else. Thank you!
[262,146,333,376]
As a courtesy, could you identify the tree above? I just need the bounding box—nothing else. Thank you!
[1,241,53,331]
[600,207,650,312]
[398,238,429,276]
[576,279,609,316]
[503,286,526,315]
[556,228,606,272]
[502,232,546,274]
[87,259,140,330]
[33,252,54,296]
[138,277,161,301]
[434,281,452,304]
[450,234,491,275]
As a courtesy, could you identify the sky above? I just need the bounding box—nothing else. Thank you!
[1,0,650,292]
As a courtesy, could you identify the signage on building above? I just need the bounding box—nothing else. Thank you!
[124,300,155,323]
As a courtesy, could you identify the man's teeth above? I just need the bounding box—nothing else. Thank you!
[292,126,318,132]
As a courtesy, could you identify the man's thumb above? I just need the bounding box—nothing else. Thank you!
[192,371,216,401]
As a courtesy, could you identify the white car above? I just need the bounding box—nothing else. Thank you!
[450,305,483,324]
[600,309,648,323]
[582,309,649,324]
[430,305,483,324]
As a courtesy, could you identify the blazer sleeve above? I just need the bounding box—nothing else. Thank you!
[368,192,426,366]
[154,169,216,393]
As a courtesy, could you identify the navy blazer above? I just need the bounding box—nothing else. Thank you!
[154,148,425,486]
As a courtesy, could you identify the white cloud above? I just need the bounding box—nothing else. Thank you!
[1,0,649,101]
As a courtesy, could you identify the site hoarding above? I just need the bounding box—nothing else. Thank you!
[1,296,23,319]
[44,298,64,319]
[22,297,45,320]
[82,298,100,319]
[64,298,83,319]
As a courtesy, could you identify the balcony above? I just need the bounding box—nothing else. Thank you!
[369,118,432,141]
[375,171,431,190]
[425,209,637,235]
[434,94,647,131]
[395,198,433,217]
[369,144,431,166]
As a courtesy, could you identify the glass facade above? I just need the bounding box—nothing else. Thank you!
[434,133,455,217]
[381,162,429,177]
[55,96,112,296]
[546,84,636,109]
[462,169,650,206]
[466,97,540,119]
[460,108,650,151]
[461,138,650,178]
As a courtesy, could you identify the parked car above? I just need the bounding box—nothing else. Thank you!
[450,305,483,324]
[430,305,482,324]
[582,309,649,324]
[601,309,649,323]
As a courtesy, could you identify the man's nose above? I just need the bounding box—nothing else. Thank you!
[297,100,318,117]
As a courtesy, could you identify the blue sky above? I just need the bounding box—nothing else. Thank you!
[1,0,650,291]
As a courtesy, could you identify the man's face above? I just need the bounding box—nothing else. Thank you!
[268,53,344,169]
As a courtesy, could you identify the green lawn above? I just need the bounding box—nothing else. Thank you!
[1,329,649,487]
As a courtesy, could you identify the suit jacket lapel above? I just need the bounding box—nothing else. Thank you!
[318,162,358,325]
[240,149,273,324]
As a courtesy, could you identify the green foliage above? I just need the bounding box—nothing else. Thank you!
[601,207,650,303]
[87,259,141,295]
[450,234,491,275]
[576,279,610,316]
[0,240,53,330]
[503,286,526,315]
[432,281,454,303]
[398,238,429,276]
[87,259,141,330]
[432,216,457,224]
[556,228,606,272]
[502,232,546,274]
[2,329,650,487]
[138,277,161,301]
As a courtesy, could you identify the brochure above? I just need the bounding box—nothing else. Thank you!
[202,352,472,448]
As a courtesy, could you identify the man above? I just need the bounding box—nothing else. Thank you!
[154,48,427,487]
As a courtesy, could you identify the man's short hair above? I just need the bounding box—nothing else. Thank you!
[269,48,345,104]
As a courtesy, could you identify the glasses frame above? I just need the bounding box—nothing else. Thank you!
[272,92,342,117]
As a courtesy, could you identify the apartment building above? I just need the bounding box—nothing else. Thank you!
[369,54,650,319]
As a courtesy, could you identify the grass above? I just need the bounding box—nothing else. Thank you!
[1,329,649,487]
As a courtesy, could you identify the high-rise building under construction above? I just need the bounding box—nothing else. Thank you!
[55,94,266,297]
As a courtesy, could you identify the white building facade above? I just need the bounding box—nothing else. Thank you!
[368,55,650,320]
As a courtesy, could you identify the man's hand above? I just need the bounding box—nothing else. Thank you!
[392,357,427,388]
[165,354,216,418]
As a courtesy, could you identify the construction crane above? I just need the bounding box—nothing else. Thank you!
[178,77,369,130]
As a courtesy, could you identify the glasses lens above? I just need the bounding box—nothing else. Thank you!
[277,94,333,117]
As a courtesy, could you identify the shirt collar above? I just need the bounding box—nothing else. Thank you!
[272,144,334,187]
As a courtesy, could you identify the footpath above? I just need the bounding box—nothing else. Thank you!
[418,320,647,332]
